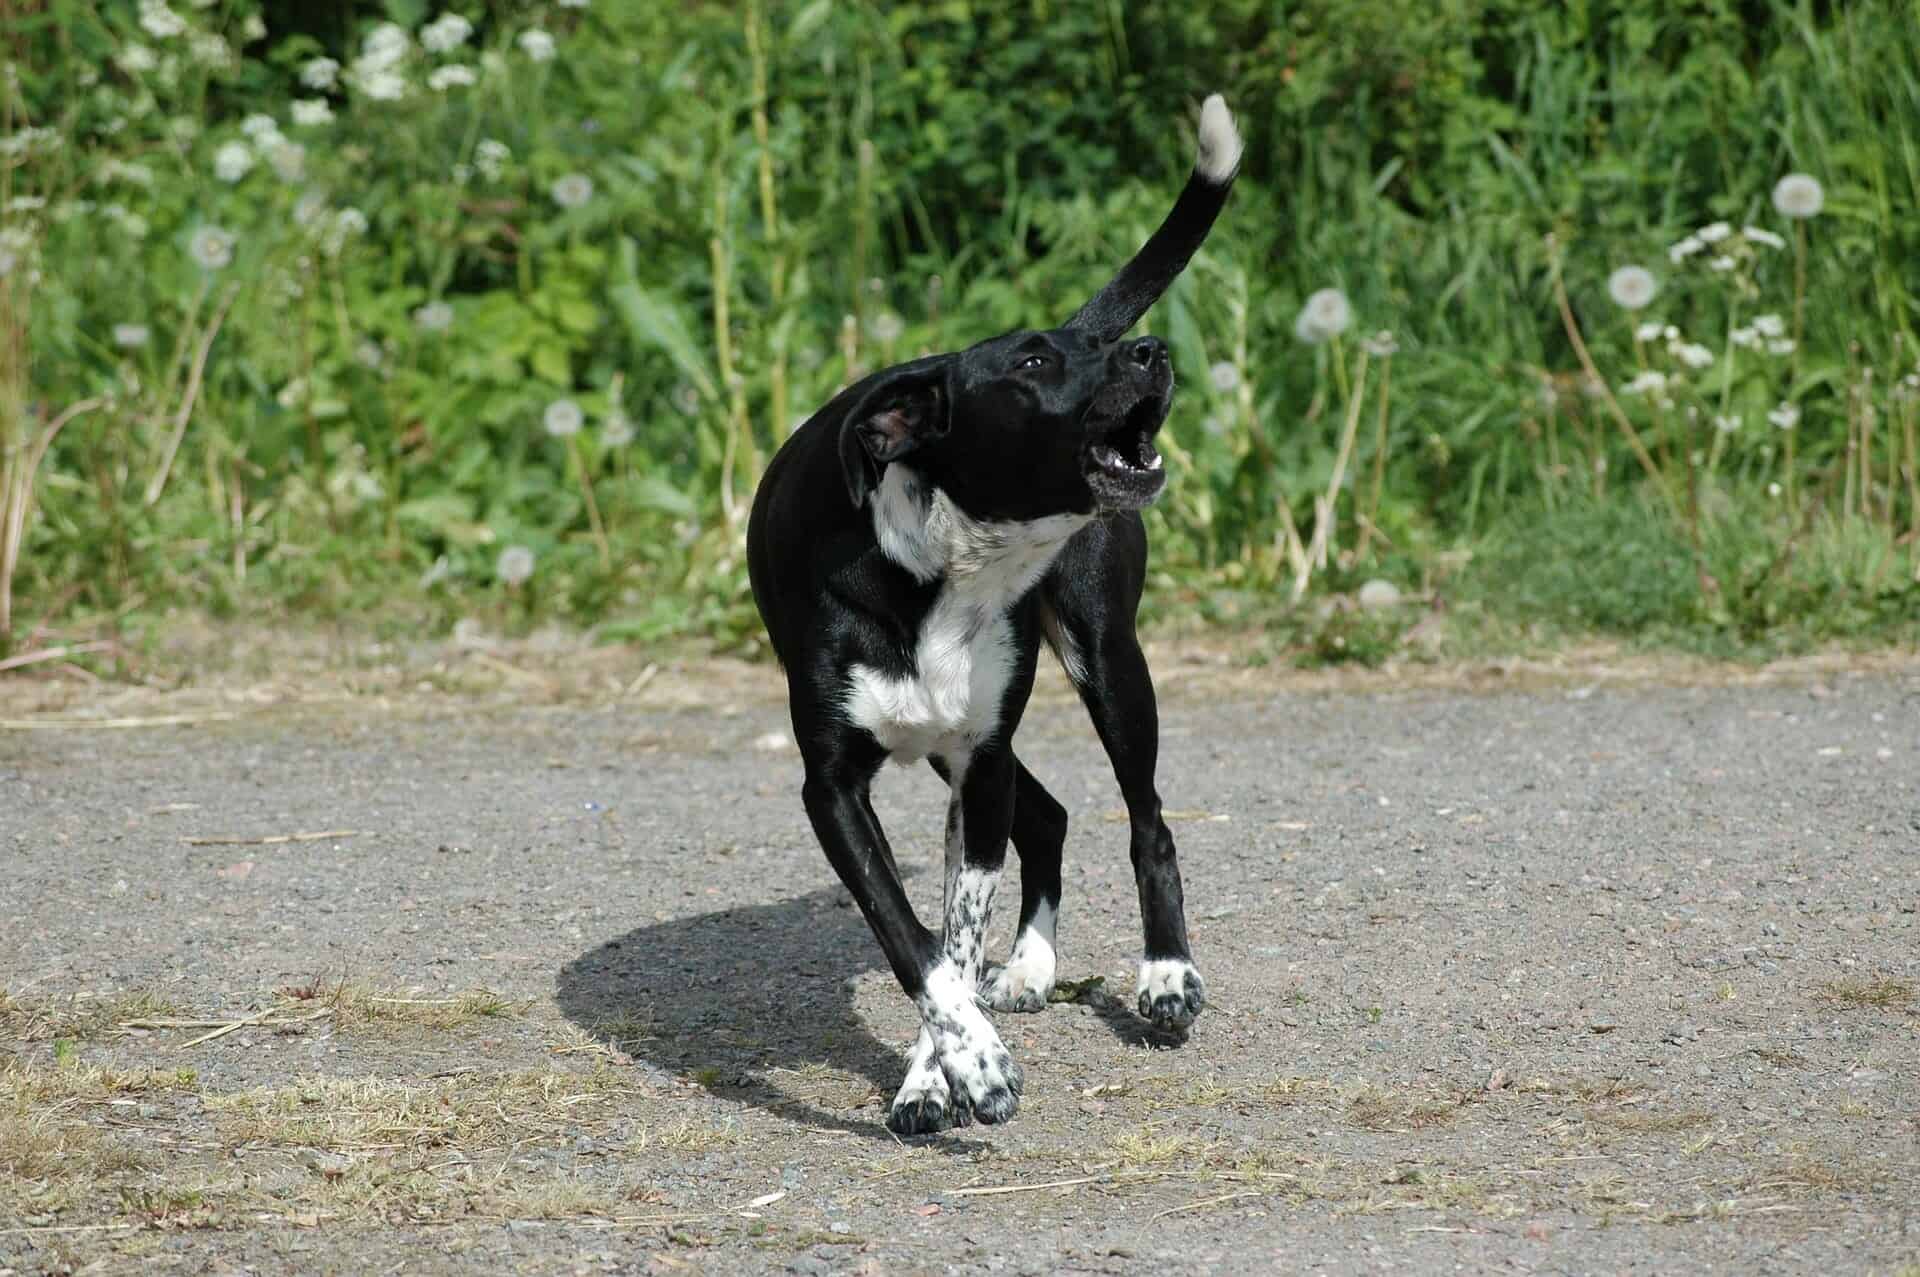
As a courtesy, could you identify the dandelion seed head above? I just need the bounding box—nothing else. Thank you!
[867,311,905,344]
[412,300,453,332]
[671,383,700,416]
[496,545,536,586]
[1360,330,1399,357]
[602,411,634,447]
[1208,360,1242,393]
[518,29,556,61]
[1772,173,1824,220]
[355,340,385,370]
[543,398,584,437]
[1300,288,1352,341]
[1607,265,1657,310]
[550,173,594,208]
[188,225,234,270]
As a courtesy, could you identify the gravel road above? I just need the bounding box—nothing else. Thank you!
[3,649,1917,1275]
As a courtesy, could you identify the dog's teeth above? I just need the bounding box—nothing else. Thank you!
[1146,451,1164,471]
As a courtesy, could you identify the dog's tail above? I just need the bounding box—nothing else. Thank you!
[1064,94,1243,343]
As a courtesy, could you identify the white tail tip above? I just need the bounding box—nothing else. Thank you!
[1196,93,1243,184]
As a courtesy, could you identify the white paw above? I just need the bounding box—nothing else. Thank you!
[887,1026,964,1135]
[1136,958,1206,1034]
[918,961,1023,1125]
[980,907,1057,1013]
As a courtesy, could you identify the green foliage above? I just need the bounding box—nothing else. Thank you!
[1,0,1915,657]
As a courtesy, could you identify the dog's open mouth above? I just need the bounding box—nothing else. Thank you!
[1084,397,1168,509]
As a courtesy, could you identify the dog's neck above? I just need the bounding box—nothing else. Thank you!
[871,466,1089,603]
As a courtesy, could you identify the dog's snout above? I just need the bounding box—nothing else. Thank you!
[1127,337,1168,370]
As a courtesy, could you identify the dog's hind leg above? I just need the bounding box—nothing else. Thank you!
[982,759,1067,1012]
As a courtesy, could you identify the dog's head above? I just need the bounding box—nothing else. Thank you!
[838,328,1173,520]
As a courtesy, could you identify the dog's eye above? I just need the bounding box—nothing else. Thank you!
[1017,354,1049,371]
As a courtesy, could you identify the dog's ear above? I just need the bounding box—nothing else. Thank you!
[838,358,951,507]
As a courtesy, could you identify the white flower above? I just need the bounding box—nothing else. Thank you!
[1708,255,1737,272]
[518,29,556,61]
[1697,221,1732,244]
[1768,482,1782,498]
[602,411,634,447]
[496,545,535,586]
[299,56,339,89]
[1360,330,1399,357]
[1767,402,1800,430]
[354,68,407,100]
[543,399,584,437]
[1667,235,1704,264]
[113,323,150,348]
[421,13,474,53]
[1606,265,1657,310]
[240,14,266,41]
[188,225,235,270]
[1663,325,1679,340]
[1751,313,1786,339]
[240,113,278,140]
[1672,342,1714,370]
[360,23,409,70]
[213,141,254,182]
[1730,325,1759,349]
[1767,338,1796,356]
[355,340,385,370]
[1712,414,1741,434]
[413,300,454,332]
[1293,287,1352,346]
[1772,173,1824,219]
[549,173,594,208]
[1208,360,1241,392]
[475,138,509,180]
[557,0,589,7]
[188,32,231,68]
[1625,371,1667,395]
[1743,225,1786,250]
[138,1,186,39]
[1634,321,1664,342]
[867,311,905,344]
[428,65,477,90]
[291,98,333,126]
[323,207,368,255]
[117,43,158,72]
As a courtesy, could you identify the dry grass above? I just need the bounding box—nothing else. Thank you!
[1346,1086,1472,1132]
[1586,1109,1715,1135]
[279,980,530,1031]
[0,989,181,1042]
[1816,977,1915,1010]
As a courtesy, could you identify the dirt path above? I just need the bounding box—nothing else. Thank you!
[3,650,1917,1274]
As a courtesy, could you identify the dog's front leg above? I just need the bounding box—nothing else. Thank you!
[901,747,1024,1131]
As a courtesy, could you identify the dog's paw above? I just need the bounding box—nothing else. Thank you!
[886,1075,971,1135]
[1136,958,1206,1035]
[980,961,1052,1013]
[941,1042,1023,1125]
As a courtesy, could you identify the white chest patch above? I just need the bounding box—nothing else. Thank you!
[845,467,1089,763]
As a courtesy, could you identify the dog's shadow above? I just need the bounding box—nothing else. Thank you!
[555,880,927,1142]
[555,876,1168,1142]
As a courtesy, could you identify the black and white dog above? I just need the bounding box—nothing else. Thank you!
[747,95,1241,1135]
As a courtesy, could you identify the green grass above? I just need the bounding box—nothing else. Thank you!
[3,0,1917,661]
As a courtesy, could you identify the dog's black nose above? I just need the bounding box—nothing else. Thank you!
[1128,337,1168,369]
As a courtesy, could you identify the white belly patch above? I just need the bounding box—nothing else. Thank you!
[843,466,1089,763]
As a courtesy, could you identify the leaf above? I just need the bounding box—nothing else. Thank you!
[629,476,697,518]
[529,341,572,387]
[612,238,717,402]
